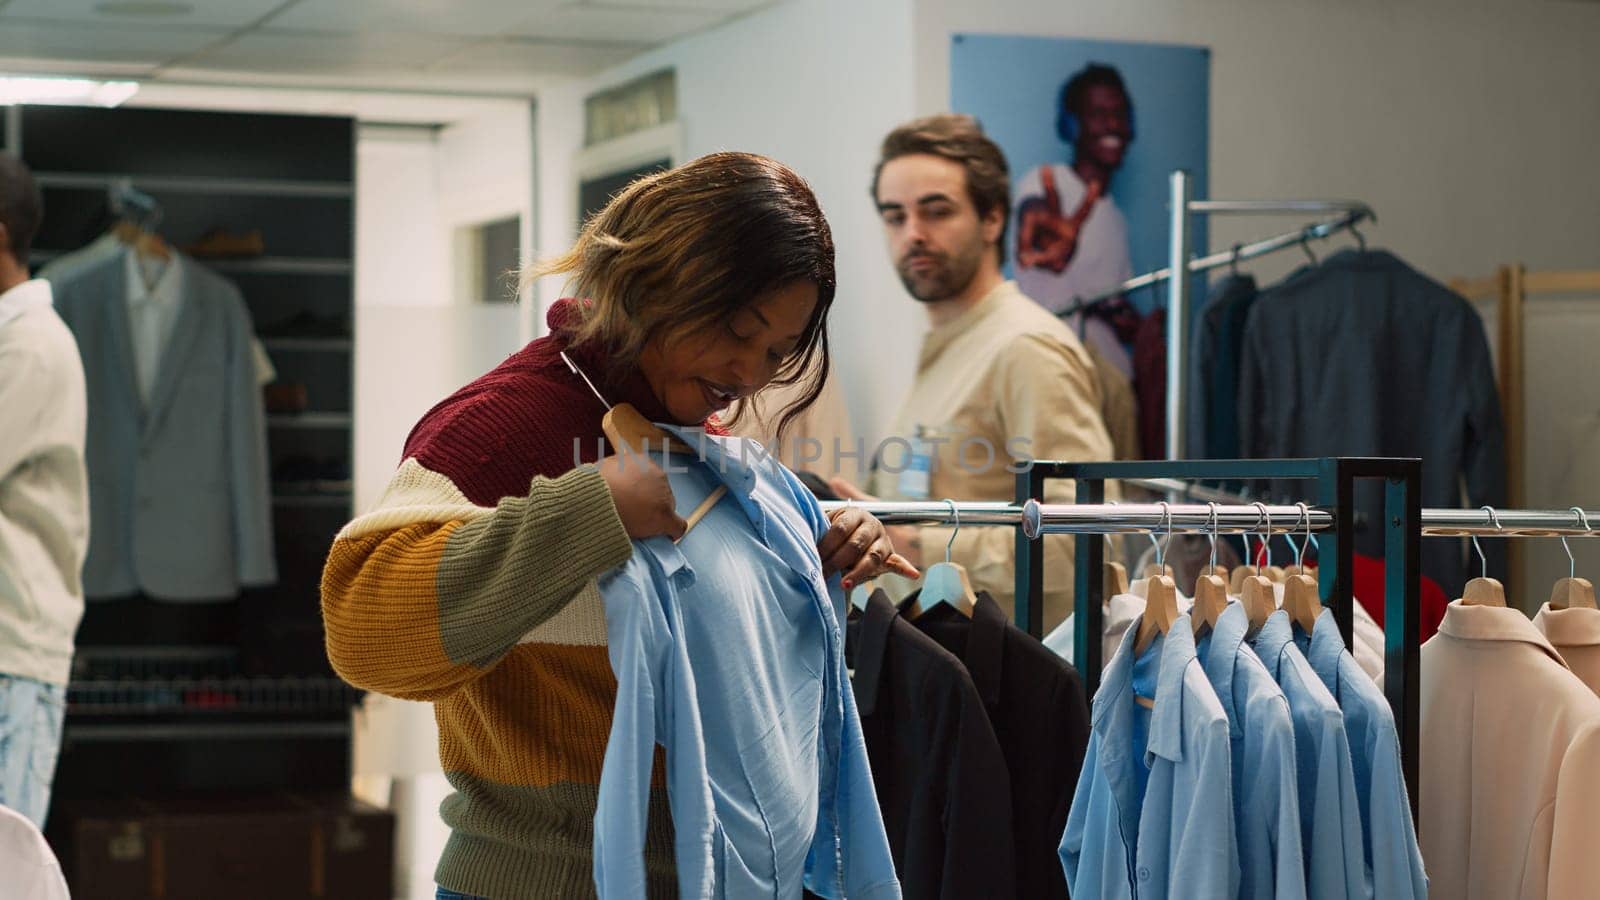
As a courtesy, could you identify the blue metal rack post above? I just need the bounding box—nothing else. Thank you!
[1015,456,1422,821]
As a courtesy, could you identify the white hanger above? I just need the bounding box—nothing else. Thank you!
[906,499,976,619]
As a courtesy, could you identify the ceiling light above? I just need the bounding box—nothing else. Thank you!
[0,76,139,108]
[94,1,194,15]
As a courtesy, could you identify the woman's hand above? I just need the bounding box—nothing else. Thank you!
[596,453,688,540]
[822,478,921,589]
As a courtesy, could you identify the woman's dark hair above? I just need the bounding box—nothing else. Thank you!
[528,151,836,438]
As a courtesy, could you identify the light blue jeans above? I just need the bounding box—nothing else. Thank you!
[0,673,67,829]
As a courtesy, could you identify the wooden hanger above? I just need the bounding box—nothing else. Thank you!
[112,220,172,263]
[1460,508,1506,607]
[1133,504,1179,659]
[906,500,976,620]
[1133,575,1180,658]
[1281,503,1325,631]
[1104,560,1130,597]
[1192,572,1229,636]
[1229,564,1261,595]
[1239,574,1276,630]
[1282,572,1323,633]
[1549,576,1596,610]
[1550,509,1597,610]
[601,402,726,543]
[1230,515,1269,595]
[1191,504,1229,636]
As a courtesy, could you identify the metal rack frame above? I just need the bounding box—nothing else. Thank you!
[1012,458,1421,824]
[1060,173,1375,459]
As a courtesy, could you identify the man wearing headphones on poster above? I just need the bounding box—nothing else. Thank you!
[1012,63,1137,367]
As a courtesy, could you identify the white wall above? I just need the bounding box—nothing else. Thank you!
[353,107,534,515]
[535,0,920,449]
[915,0,1600,284]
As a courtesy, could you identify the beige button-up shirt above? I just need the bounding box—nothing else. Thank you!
[869,280,1116,630]
[1535,602,1600,697]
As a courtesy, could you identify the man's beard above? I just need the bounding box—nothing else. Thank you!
[898,246,982,304]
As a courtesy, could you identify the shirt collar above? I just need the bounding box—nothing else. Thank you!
[1090,612,1201,764]
[1147,613,1199,764]
[918,279,1014,370]
[1252,610,1295,677]
[1533,603,1600,649]
[1439,600,1571,668]
[1305,608,1347,694]
[0,278,51,329]
[849,589,899,717]
[658,424,762,502]
[1200,602,1249,738]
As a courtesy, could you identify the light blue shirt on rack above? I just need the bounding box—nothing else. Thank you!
[1297,608,1428,900]
[1252,610,1365,900]
[1061,612,1238,899]
[1197,602,1306,900]
[593,427,899,900]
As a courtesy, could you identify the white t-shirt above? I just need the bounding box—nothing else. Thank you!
[1011,163,1134,314]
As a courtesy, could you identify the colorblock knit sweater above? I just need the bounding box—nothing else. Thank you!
[322,300,723,898]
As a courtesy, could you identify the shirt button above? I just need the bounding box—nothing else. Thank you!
[1137,866,1150,882]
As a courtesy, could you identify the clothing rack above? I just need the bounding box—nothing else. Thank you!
[1055,172,1375,458]
[834,455,1425,816]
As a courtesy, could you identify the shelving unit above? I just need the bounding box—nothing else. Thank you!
[7,104,373,887]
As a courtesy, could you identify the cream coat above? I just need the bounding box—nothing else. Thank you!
[1421,601,1600,899]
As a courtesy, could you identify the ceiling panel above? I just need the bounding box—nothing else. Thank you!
[0,18,227,65]
[0,53,157,78]
[509,3,726,44]
[181,29,471,74]
[428,37,642,79]
[0,0,284,29]
[269,0,567,37]
[586,0,774,12]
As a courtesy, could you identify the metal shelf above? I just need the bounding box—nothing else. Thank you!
[34,171,352,198]
[267,412,352,429]
[261,336,352,353]
[205,257,352,276]
[68,676,362,716]
[63,721,353,743]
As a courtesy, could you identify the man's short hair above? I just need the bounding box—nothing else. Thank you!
[872,114,1011,262]
[0,152,42,267]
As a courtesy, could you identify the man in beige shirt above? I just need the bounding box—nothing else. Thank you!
[831,114,1116,631]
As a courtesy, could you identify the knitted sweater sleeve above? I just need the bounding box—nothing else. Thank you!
[320,461,632,701]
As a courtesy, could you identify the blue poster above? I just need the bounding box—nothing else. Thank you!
[951,34,1210,319]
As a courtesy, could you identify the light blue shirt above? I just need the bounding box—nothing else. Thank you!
[594,429,899,900]
[1061,613,1238,899]
[1299,609,1428,900]
[1252,610,1365,900]
[1198,603,1306,899]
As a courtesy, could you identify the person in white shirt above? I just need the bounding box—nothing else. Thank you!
[0,152,88,828]
[1012,63,1137,376]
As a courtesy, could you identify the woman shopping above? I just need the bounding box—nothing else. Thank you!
[322,151,912,899]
